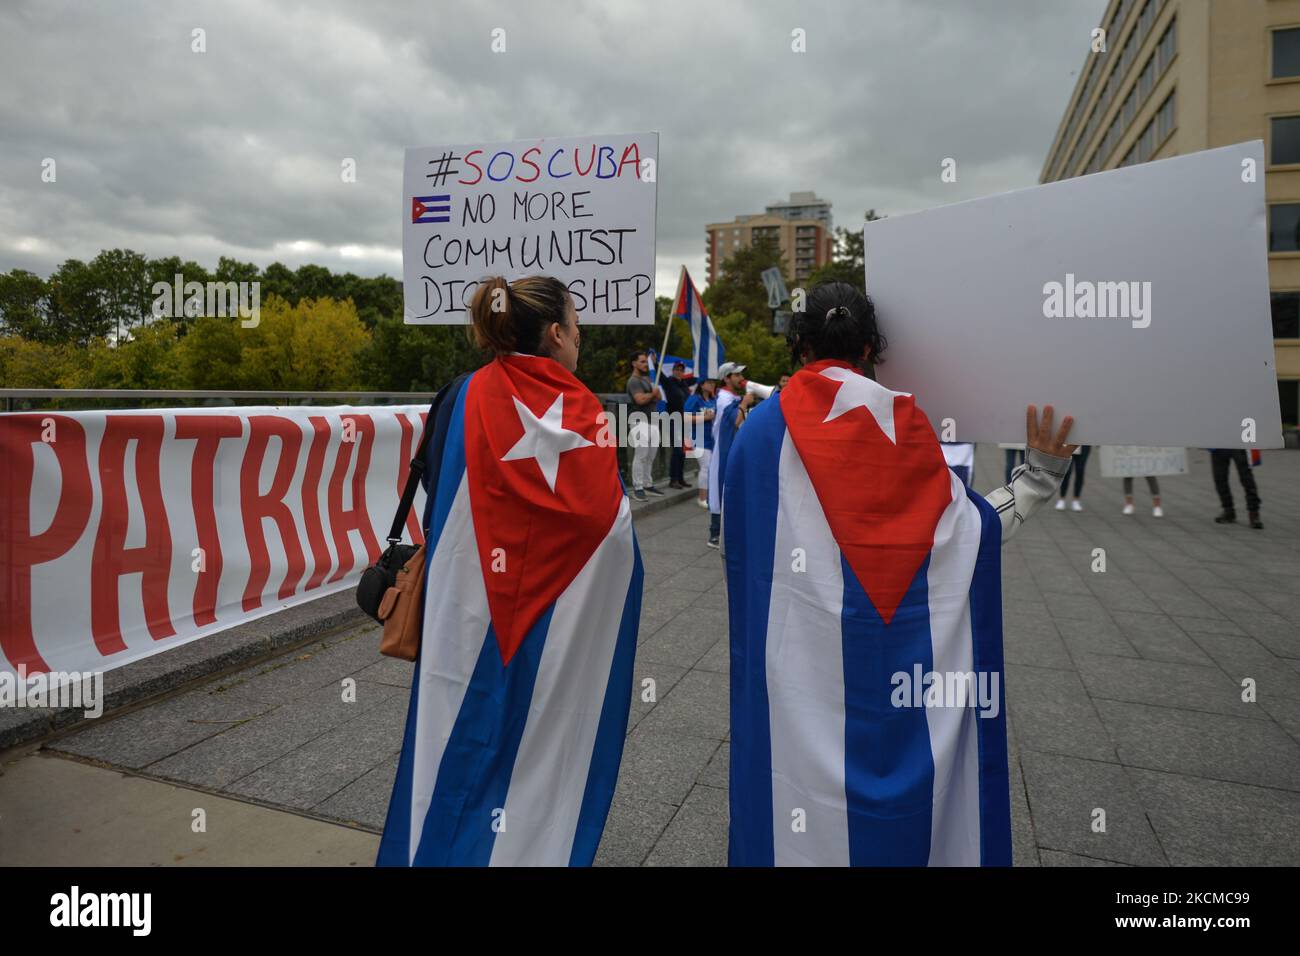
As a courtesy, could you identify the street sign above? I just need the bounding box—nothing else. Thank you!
[761,267,788,309]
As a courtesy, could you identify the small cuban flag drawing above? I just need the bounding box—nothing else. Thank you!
[412,195,451,224]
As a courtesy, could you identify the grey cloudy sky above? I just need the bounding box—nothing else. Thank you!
[0,0,1106,295]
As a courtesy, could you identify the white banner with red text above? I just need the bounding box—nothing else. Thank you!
[0,405,428,677]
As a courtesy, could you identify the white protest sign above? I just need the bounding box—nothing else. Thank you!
[865,141,1282,448]
[402,132,658,324]
[1099,446,1188,478]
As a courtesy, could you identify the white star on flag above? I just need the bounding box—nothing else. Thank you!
[820,365,907,444]
[500,393,594,492]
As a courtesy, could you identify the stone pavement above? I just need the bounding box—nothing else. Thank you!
[8,447,1299,866]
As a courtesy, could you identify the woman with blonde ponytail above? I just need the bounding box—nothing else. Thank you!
[379,275,642,867]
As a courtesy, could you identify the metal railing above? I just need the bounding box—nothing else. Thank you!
[0,388,433,412]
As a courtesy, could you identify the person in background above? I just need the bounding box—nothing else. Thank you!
[1122,476,1163,517]
[1210,448,1263,529]
[1053,445,1091,512]
[661,361,697,489]
[684,378,717,508]
[1004,446,1025,484]
[626,350,663,500]
[775,373,791,392]
[707,361,754,548]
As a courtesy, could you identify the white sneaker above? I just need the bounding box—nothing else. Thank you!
[697,498,709,509]
[1071,500,1083,512]
[1054,499,1067,511]
[1122,503,1135,515]
[1152,506,1163,518]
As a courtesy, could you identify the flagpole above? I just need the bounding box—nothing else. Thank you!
[653,271,679,389]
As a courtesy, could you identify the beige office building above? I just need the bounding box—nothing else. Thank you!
[1041,0,1300,425]
[705,192,835,285]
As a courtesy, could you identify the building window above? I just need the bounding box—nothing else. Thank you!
[1156,19,1176,73]
[1269,204,1300,252]
[1273,27,1300,79]
[1272,292,1300,338]
[1272,115,1300,165]
[1155,90,1176,143]
[1138,56,1155,101]
[1279,381,1299,427]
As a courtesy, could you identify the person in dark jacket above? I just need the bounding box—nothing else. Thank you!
[661,361,697,489]
[1210,448,1263,529]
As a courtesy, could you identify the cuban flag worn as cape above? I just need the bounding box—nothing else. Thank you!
[378,354,643,866]
[724,359,1011,866]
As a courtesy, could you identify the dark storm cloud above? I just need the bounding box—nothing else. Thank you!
[0,0,1106,292]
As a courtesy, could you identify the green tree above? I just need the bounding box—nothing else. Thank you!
[0,270,50,340]
[174,314,244,388]
[260,262,298,302]
[90,249,152,341]
[214,256,261,285]
[46,259,112,346]
[703,236,788,322]
[0,336,74,387]
[75,321,181,389]
[294,264,336,301]
[236,295,370,390]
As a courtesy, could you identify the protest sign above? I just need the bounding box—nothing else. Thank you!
[403,132,658,324]
[864,141,1283,448]
[1099,446,1188,478]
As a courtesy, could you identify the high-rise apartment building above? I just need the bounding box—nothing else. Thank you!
[705,192,835,286]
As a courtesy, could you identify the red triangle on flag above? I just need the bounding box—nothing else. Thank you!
[411,198,427,222]
[780,360,954,626]
[462,355,623,665]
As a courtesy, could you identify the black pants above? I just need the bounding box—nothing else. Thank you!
[709,512,720,540]
[1003,449,1023,484]
[1211,450,1260,514]
[1059,445,1092,497]
[670,446,685,483]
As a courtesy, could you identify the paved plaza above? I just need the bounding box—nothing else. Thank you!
[3,445,1298,866]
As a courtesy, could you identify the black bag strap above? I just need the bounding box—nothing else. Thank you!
[386,407,436,546]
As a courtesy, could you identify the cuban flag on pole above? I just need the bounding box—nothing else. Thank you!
[724,359,1011,866]
[378,354,643,866]
[673,266,725,379]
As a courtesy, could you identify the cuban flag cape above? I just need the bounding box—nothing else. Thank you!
[724,360,1010,866]
[377,354,643,866]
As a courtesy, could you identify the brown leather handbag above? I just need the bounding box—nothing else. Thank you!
[376,543,425,660]
[356,415,432,662]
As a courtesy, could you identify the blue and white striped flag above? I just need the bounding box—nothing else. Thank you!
[673,267,725,379]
